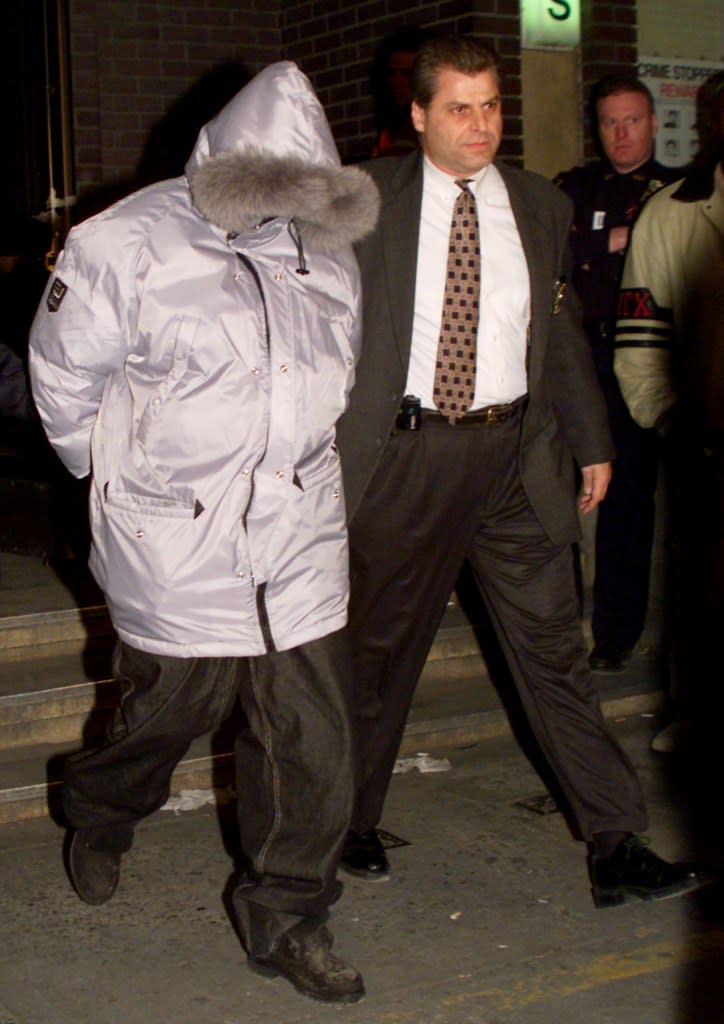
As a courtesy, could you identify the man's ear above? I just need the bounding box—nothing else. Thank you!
[651,112,659,138]
[411,100,426,134]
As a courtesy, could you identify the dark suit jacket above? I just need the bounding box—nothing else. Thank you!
[337,150,615,545]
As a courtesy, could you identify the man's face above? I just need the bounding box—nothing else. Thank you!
[597,91,657,173]
[387,50,415,107]
[411,67,502,178]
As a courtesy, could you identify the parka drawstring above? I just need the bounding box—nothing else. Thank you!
[230,220,309,278]
[287,219,310,275]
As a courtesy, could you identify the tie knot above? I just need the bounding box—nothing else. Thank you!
[455,178,473,193]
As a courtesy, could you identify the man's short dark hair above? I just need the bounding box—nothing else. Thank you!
[410,35,502,109]
[590,75,655,121]
[694,70,724,153]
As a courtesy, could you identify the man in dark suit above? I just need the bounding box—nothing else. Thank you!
[336,34,702,907]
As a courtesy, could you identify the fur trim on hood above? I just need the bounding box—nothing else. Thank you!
[188,147,380,250]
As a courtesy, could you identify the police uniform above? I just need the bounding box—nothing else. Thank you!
[554,157,679,665]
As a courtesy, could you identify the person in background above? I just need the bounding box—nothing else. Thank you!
[0,343,33,423]
[336,34,705,909]
[370,25,432,157]
[614,71,724,754]
[0,216,47,432]
[29,62,379,1005]
[555,75,680,673]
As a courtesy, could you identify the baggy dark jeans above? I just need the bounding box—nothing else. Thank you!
[63,630,355,957]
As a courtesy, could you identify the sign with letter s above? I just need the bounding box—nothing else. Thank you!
[521,0,581,49]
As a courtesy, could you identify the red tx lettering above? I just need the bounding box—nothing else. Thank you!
[618,288,653,319]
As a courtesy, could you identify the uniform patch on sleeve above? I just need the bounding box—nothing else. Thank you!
[46,277,68,312]
[617,287,672,322]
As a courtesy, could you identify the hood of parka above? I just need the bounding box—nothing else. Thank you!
[186,61,379,250]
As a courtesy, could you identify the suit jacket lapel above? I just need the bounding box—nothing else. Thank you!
[495,162,552,390]
[377,153,423,372]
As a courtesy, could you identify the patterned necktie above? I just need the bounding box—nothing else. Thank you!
[433,179,481,424]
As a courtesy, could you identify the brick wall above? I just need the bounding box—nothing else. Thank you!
[65,0,636,200]
[580,0,638,160]
[473,0,522,163]
[68,0,283,200]
[67,0,525,200]
[278,0,521,163]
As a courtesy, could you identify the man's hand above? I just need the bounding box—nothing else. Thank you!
[579,462,612,514]
[608,226,629,253]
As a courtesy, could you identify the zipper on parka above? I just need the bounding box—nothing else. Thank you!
[236,249,276,654]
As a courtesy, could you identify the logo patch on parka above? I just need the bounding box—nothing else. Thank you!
[47,277,68,312]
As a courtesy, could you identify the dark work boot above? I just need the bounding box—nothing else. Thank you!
[66,830,122,905]
[248,924,365,1004]
[588,642,633,673]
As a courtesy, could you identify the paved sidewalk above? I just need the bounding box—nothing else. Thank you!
[1,712,722,1024]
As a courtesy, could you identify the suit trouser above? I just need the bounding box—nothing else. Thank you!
[347,406,648,841]
[592,363,660,651]
[63,631,354,957]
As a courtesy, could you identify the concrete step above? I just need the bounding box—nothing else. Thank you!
[0,686,666,826]
[0,635,115,749]
[0,605,113,652]
[0,547,665,827]
[0,593,484,745]
[0,695,666,828]
[0,734,237,826]
[0,640,665,825]
[0,596,499,823]
[0,624,484,752]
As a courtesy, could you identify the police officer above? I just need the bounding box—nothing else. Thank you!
[555,75,680,672]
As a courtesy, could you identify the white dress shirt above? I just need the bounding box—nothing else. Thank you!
[405,157,530,409]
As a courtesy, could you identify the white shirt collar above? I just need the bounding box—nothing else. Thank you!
[422,155,491,200]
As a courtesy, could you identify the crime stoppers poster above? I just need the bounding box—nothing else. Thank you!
[638,57,723,168]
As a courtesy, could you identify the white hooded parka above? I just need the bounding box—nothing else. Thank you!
[29,62,379,658]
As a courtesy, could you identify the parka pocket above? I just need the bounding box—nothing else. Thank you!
[102,488,199,519]
[290,445,345,533]
[294,443,342,493]
[91,485,205,603]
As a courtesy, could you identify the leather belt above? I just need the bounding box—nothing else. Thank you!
[421,393,528,426]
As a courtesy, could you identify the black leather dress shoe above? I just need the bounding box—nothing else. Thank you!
[340,829,390,880]
[249,924,365,1004]
[590,835,708,907]
[589,643,633,673]
[67,831,122,905]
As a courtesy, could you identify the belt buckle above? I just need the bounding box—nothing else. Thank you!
[486,406,496,424]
